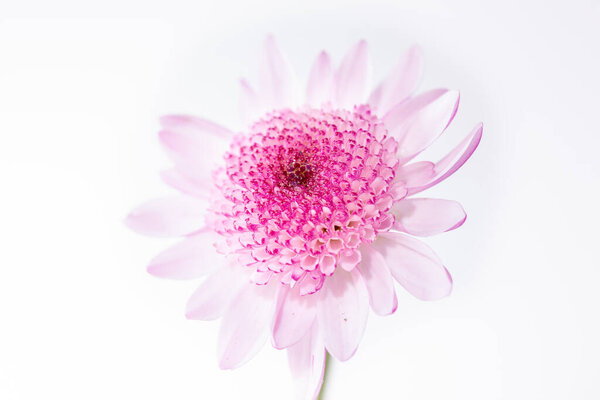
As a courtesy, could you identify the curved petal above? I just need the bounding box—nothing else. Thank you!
[306,51,333,107]
[259,35,296,110]
[368,45,423,115]
[395,161,435,188]
[124,196,207,237]
[408,123,483,195]
[159,168,211,198]
[186,264,249,321]
[373,232,452,301]
[158,117,228,182]
[239,78,260,127]
[357,245,398,315]
[383,89,459,163]
[391,198,466,236]
[272,285,319,349]
[334,40,370,109]
[148,231,222,279]
[287,323,326,400]
[218,281,278,369]
[158,124,229,181]
[160,115,234,138]
[316,268,369,361]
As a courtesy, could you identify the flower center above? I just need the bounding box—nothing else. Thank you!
[212,106,400,295]
[282,151,315,188]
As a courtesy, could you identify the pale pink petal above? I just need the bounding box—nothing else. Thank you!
[408,123,483,195]
[389,181,408,201]
[259,35,296,110]
[383,89,445,133]
[338,249,361,272]
[391,198,466,236]
[218,281,278,369]
[334,40,370,109]
[317,269,369,361]
[395,161,435,188]
[373,232,452,300]
[383,89,459,162]
[239,78,260,126]
[272,285,318,349]
[287,323,326,400]
[159,127,229,181]
[159,168,211,198]
[357,245,398,315]
[125,196,207,237]
[160,114,234,138]
[148,231,222,279]
[186,264,249,321]
[306,51,333,107]
[368,45,423,115]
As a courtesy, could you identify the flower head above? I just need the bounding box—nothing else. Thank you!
[126,37,482,400]
[217,106,398,294]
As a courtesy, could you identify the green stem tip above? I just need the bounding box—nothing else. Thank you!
[318,352,331,400]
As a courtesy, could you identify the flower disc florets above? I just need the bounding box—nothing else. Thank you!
[211,105,400,295]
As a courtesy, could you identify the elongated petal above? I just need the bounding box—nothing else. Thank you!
[287,323,326,400]
[148,231,221,279]
[384,89,459,162]
[368,45,423,114]
[357,245,398,315]
[125,196,207,237]
[306,51,333,107]
[391,198,466,236]
[335,40,370,109]
[272,286,318,349]
[373,232,452,300]
[159,168,211,198]
[239,78,260,126]
[159,126,229,176]
[160,114,234,138]
[259,35,296,109]
[409,123,483,195]
[218,281,278,369]
[186,265,249,321]
[395,161,435,188]
[317,269,369,361]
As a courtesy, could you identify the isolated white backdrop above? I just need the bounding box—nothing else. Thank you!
[1,0,599,399]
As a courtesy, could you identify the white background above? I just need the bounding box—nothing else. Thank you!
[1,0,599,399]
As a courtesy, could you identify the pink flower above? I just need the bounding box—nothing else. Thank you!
[126,37,482,399]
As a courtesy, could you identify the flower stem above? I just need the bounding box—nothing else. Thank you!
[318,352,331,400]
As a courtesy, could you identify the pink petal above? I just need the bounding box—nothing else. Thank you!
[239,78,260,126]
[395,161,435,188]
[334,40,370,109]
[287,323,326,400]
[357,245,398,316]
[338,249,361,272]
[373,232,452,301]
[368,45,423,115]
[125,196,207,237]
[259,35,296,110]
[383,89,459,162]
[306,51,333,107]
[218,281,278,369]
[158,126,229,181]
[316,269,369,361]
[186,265,249,321]
[160,114,234,138]
[408,123,484,195]
[392,198,466,236]
[148,231,221,279]
[272,285,318,349]
[159,168,211,198]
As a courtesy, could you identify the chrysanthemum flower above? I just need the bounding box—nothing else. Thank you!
[126,37,482,399]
